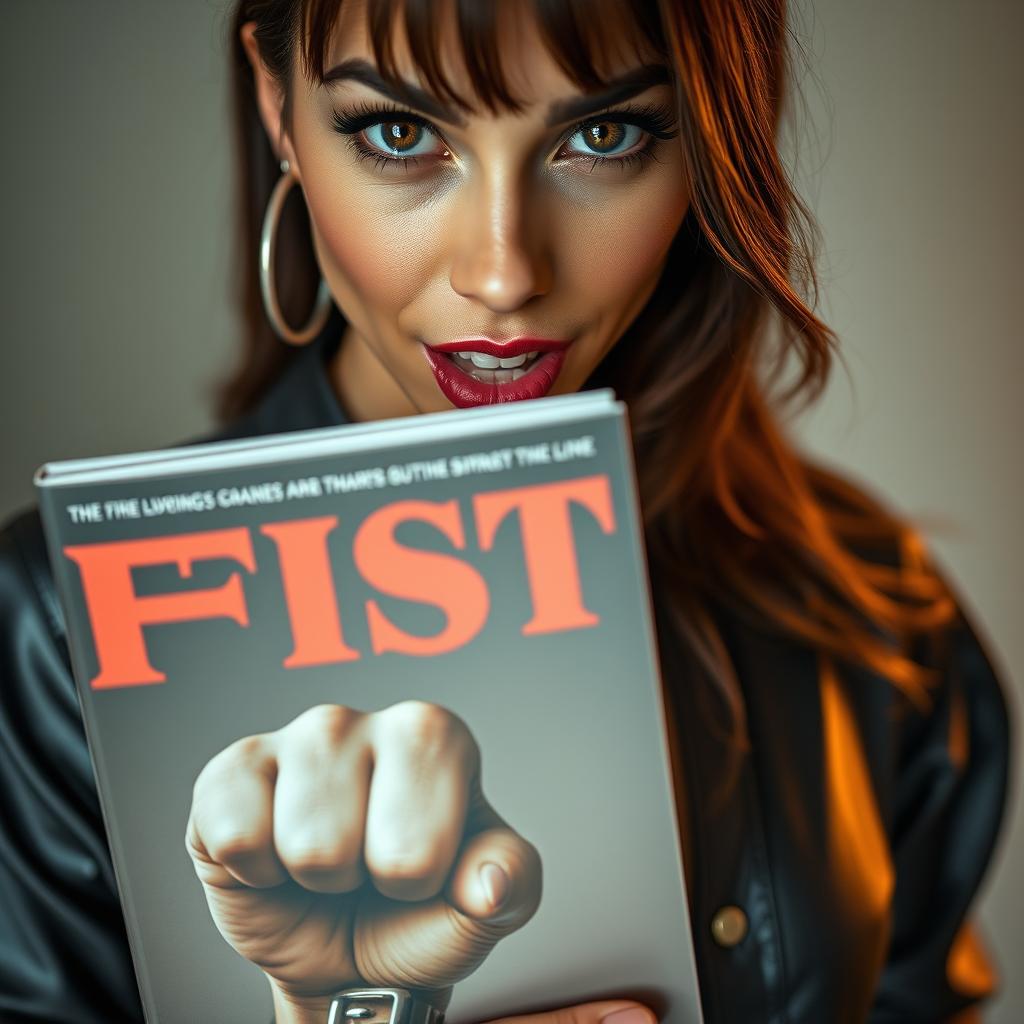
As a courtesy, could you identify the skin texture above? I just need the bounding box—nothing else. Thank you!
[245,0,690,421]
[186,702,542,1015]
[194,3,690,1021]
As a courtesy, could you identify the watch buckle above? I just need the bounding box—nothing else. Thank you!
[328,988,413,1024]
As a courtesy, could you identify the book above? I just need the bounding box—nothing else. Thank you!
[35,389,703,1024]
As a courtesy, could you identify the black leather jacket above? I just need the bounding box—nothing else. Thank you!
[0,338,1011,1023]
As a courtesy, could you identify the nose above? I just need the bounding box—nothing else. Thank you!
[448,169,552,314]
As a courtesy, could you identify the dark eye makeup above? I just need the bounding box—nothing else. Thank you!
[329,100,679,174]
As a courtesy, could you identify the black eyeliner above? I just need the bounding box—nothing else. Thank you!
[328,99,678,171]
[563,101,679,144]
[331,102,435,136]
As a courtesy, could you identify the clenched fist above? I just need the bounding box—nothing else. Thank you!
[185,700,542,1017]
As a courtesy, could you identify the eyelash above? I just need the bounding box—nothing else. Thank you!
[329,101,678,173]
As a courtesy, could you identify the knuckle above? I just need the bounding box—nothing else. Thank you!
[220,733,268,771]
[378,700,469,753]
[194,734,267,793]
[203,822,267,864]
[290,703,360,743]
[385,698,448,733]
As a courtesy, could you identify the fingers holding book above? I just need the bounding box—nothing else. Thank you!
[485,1002,657,1024]
[184,700,542,1001]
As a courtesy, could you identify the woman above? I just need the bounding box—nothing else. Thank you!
[0,0,1010,1022]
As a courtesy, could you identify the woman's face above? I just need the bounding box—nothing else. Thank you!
[244,1,690,420]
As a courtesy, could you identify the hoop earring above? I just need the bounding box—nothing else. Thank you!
[259,159,333,344]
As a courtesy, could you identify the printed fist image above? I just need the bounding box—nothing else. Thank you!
[185,701,542,1006]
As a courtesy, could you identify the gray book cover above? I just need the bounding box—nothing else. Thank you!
[35,390,703,1024]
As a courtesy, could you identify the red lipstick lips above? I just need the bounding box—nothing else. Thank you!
[422,338,572,408]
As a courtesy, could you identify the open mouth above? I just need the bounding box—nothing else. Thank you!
[421,341,571,408]
[447,349,544,384]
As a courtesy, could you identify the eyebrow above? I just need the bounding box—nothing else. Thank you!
[322,58,672,127]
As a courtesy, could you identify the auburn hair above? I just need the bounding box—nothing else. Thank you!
[222,0,955,755]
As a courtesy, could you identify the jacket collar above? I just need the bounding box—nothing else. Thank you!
[221,333,349,441]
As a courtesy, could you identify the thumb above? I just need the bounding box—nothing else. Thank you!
[445,825,543,932]
[485,1001,656,1024]
[352,825,541,991]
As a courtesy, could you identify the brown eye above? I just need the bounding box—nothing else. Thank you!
[361,118,443,158]
[332,105,454,167]
[378,120,421,152]
[582,122,626,152]
[563,120,644,159]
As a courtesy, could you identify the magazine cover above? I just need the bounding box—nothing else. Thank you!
[36,391,702,1024]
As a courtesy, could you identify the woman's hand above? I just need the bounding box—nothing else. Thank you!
[488,1005,655,1024]
[185,700,542,1010]
[268,993,657,1024]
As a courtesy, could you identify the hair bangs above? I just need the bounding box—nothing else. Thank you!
[299,0,667,114]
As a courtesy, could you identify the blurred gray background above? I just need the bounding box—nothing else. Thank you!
[1,0,1020,1017]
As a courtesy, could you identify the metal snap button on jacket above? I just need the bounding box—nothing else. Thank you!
[711,905,749,948]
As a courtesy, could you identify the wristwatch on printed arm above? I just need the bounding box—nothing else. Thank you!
[328,988,446,1024]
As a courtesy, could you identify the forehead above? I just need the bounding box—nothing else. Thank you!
[313,0,666,112]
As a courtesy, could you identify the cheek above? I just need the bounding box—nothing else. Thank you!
[300,166,445,329]
[556,168,689,311]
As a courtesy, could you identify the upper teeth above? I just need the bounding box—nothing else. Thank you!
[457,350,537,369]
